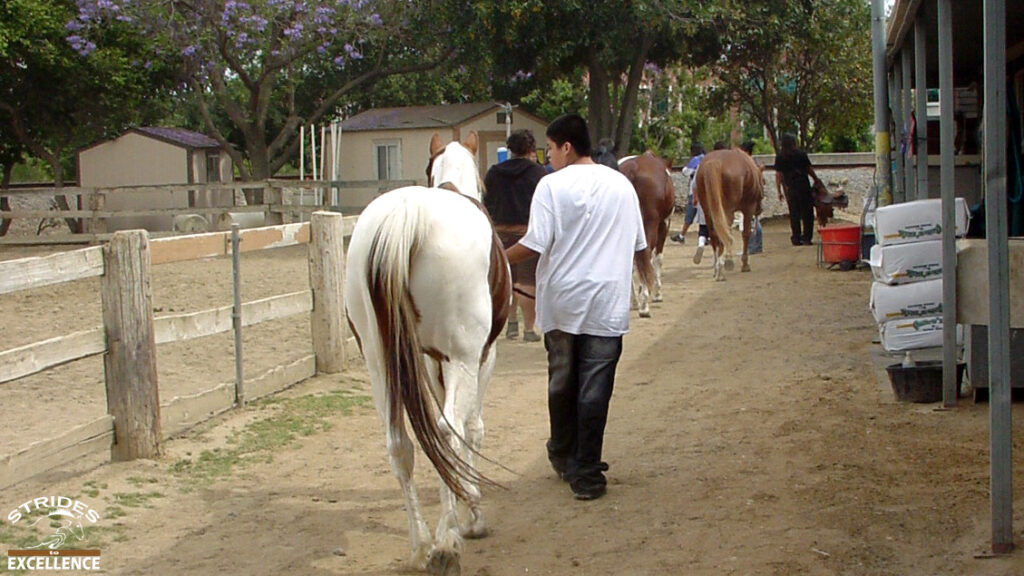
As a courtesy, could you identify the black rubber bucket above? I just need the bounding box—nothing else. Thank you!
[886,360,966,403]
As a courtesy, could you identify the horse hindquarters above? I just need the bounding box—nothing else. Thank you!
[345,188,499,574]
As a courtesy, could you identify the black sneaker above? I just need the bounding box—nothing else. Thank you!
[550,459,569,482]
[571,481,607,501]
[671,233,685,244]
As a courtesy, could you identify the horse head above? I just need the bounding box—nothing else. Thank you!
[426,131,482,200]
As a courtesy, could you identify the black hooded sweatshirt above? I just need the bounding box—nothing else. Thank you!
[482,157,548,225]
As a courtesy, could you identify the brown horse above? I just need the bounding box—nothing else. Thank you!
[618,151,675,316]
[693,148,764,281]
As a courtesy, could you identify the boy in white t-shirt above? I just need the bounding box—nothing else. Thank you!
[506,114,650,501]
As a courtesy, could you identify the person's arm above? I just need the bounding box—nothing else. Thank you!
[807,165,822,188]
[506,242,539,265]
[775,171,785,202]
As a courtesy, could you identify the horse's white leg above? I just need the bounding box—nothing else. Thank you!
[457,352,495,539]
[713,245,726,281]
[631,271,650,317]
[652,252,664,302]
[383,414,433,569]
[428,360,479,576]
[741,212,752,273]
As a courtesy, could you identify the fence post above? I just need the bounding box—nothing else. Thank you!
[264,182,284,226]
[100,230,161,460]
[309,211,347,373]
[87,190,107,236]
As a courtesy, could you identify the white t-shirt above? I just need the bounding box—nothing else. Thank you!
[519,163,647,337]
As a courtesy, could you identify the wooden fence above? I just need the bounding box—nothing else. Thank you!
[0,179,414,245]
[0,212,359,490]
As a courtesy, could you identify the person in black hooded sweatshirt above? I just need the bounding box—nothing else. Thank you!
[484,129,549,342]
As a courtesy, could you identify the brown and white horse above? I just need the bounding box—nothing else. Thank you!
[693,148,764,281]
[619,151,674,316]
[344,131,511,575]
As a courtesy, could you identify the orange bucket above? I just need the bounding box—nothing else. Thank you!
[819,224,861,263]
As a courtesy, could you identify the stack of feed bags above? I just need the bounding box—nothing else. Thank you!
[870,198,968,352]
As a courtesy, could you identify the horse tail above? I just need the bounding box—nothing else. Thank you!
[365,203,480,502]
[700,159,733,256]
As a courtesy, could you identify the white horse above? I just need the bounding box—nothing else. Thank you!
[344,131,511,575]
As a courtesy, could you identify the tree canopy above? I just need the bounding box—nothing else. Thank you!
[71,0,480,179]
[700,0,873,152]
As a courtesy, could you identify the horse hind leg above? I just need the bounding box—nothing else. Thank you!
[741,213,752,273]
[429,360,482,575]
[632,271,651,318]
[652,251,664,303]
[384,418,433,569]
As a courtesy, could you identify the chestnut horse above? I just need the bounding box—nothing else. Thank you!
[693,148,764,281]
[344,131,511,575]
[618,152,675,317]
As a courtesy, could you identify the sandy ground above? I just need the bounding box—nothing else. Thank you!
[2,219,1024,576]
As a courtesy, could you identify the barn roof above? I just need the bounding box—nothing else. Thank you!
[131,127,223,150]
[340,102,501,132]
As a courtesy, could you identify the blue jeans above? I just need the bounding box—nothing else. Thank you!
[544,330,623,486]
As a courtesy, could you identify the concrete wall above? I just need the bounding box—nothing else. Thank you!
[79,132,190,232]
[337,110,549,189]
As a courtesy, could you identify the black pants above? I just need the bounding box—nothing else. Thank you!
[785,189,814,244]
[544,330,623,486]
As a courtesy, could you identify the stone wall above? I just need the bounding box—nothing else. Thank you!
[668,153,878,228]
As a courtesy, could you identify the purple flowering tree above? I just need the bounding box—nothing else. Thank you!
[71,0,460,179]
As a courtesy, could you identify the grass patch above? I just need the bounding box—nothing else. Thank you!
[110,492,163,509]
[171,389,369,487]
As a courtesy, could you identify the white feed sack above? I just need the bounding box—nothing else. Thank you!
[868,240,943,285]
[879,315,963,352]
[870,278,944,324]
[873,197,969,246]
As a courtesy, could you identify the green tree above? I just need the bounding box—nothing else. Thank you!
[73,0,476,180]
[702,0,872,152]
[480,0,714,155]
[0,0,174,231]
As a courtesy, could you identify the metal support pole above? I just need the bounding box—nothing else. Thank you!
[983,0,1013,555]
[871,0,892,206]
[902,46,916,201]
[938,0,957,407]
[914,16,929,199]
[892,58,906,204]
[231,224,245,407]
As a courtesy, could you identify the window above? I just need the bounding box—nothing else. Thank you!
[206,152,221,183]
[375,141,401,180]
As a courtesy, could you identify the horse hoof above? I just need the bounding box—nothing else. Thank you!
[741,264,751,272]
[462,525,488,539]
[639,310,651,318]
[652,295,663,303]
[427,549,461,576]
[724,260,735,271]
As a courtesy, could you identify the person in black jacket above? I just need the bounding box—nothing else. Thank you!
[483,129,548,342]
[773,133,822,246]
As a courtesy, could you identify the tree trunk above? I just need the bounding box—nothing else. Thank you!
[1,163,11,236]
[614,36,652,156]
[587,57,613,148]
[50,160,83,234]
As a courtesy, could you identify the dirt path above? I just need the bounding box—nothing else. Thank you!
[2,219,1023,576]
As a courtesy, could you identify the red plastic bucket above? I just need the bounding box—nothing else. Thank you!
[819,224,860,263]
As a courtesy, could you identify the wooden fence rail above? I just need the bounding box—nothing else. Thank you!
[0,212,354,489]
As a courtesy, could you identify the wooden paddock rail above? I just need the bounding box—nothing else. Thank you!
[0,212,360,490]
[0,179,412,245]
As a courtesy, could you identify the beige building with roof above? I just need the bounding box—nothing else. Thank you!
[77,127,235,232]
[338,102,550,188]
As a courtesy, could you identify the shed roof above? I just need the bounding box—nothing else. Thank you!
[131,127,223,150]
[340,102,503,132]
